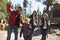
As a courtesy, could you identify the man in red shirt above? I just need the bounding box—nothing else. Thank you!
[6,1,23,40]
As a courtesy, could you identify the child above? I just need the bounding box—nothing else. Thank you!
[39,13,50,40]
[20,18,32,40]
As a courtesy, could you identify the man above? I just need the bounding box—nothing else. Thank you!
[6,1,23,40]
[39,13,50,40]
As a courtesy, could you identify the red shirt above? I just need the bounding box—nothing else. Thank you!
[6,4,23,26]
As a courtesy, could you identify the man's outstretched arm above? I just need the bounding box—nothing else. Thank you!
[6,2,13,14]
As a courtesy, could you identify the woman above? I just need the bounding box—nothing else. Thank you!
[29,11,37,39]
[39,13,50,40]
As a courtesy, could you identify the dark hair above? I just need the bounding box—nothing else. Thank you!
[18,6,22,10]
[32,11,37,16]
[33,11,37,14]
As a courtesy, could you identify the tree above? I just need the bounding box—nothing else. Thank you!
[23,0,28,8]
[0,0,8,19]
[45,0,52,13]
[23,0,28,19]
[23,0,28,14]
[0,12,6,20]
[52,0,57,4]
[0,0,7,12]
[42,0,57,13]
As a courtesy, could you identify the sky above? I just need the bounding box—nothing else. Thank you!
[8,0,46,14]
[8,0,60,14]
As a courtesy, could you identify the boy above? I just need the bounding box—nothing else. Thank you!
[20,18,32,40]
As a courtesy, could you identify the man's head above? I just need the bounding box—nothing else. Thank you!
[43,13,48,19]
[33,11,37,16]
[16,6,22,13]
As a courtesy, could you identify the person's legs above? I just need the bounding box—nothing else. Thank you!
[41,30,44,40]
[30,28,34,40]
[42,34,46,40]
[31,29,34,34]
[14,25,18,40]
[28,36,32,40]
[7,25,12,40]
[30,24,35,36]
[24,36,32,40]
[24,36,28,40]
[41,29,48,40]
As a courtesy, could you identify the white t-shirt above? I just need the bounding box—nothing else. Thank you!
[43,20,47,29]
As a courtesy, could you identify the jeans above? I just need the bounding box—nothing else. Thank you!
[41,29,48,40]
[6,25,18,40]
[24,35,32,40]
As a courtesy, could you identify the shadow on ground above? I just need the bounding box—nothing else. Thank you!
[33,29,41,36]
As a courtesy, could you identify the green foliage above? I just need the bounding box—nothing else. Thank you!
[23,0,28,8]
[0,12,6,20]
[0,0,7,10]
[0,0,8,19]
[22,12,27,19]
[52,0,57,4]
